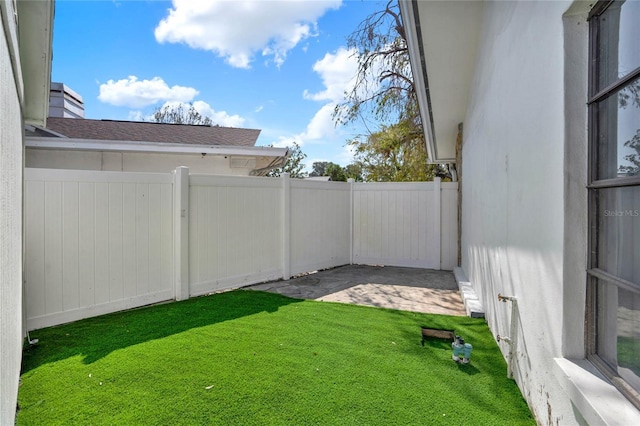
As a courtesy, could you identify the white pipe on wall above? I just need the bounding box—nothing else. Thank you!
[497,294,518,379]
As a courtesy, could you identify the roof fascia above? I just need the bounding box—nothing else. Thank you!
[399,0,442,163]
[17,0,54,126]
[25,136,289,158]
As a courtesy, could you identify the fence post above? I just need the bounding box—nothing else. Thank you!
[433,177,442,270]
[174,166,190,300]
[348,178,355,265]
[282,173,291,280]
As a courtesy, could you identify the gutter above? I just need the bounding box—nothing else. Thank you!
[25,136,288,158]
[398,0,438,163]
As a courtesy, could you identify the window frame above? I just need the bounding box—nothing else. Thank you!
[586,0,640,410]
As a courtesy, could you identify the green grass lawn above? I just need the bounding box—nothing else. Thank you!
[18,290,535,425]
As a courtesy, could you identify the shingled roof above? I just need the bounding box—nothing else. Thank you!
[43,117,261,147]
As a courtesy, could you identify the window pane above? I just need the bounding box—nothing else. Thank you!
[618,288,640,392]
[596,186,640,285]
[597,283,640,394]
[595,77,640,179]
[597,0,640,90]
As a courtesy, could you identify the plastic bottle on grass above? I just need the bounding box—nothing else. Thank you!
[452,335,472,364]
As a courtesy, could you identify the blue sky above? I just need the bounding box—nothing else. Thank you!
[52,0,386,171]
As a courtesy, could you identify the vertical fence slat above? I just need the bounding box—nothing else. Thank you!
[78,182,95,308]
[282,173,291,280]
[108,182,124,302]
[174,167,189,300]
[434,177,442,270]
[94,182,110,305]
[122,183,136,298]
[62,181,80,311]
[24,180,45,318]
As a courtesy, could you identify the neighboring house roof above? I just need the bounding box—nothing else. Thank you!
[38,117,261,147]
[24,117,288,176]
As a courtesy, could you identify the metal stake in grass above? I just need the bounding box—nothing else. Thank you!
[27,331,38,345]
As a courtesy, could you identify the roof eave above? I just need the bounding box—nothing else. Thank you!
[25,136,289,158]
[399,0,483,164]
[18,0,54,127]
[399,0,440,164]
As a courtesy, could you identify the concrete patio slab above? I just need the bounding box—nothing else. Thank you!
[245,264,466,316]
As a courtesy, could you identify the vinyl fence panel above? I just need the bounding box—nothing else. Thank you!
[188,175,283,295]
[352,180,457,269]
[24,169,174,330]
[440,183,459,270]
[289,180,351,275]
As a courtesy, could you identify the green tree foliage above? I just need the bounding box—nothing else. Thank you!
[344,163,364,182]
[309,161,353,181]
[151,103,214,126]
[309,161,329,177]
[325,163,347,181]
[266,142,308,179]
[349,120,436,182]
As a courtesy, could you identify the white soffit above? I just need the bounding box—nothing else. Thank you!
[401,0,482,163]
[17,0,54,126]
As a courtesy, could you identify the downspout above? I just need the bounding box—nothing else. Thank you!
[496,293,518,379]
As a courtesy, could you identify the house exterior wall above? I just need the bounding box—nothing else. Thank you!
[25,149,274,176]
[0,4,24,424]
[460,1,572,423]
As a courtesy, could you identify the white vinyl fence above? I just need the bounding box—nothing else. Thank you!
[353,181,457,269]
[188,174,283,296]
[24,167,458,330]
[24,169,174,330]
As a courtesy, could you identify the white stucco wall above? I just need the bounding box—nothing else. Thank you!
[458,1,640,422]
[0,6,24,424]
[25,149,274,176]
[461,1,572,423]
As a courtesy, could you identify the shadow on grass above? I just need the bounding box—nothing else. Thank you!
[456,362,480,375]
[22,290,300,373]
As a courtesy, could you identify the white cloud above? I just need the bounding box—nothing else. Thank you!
[127,110,145,121]
[304,103,336,140]
[270,103,336,148]
[151,101,246,127]
[154,0,342,68]
[270,48,360,148]
[267,47,363,152]
[270,138,296,149]
[303,47,358,102]
[98,76,198,108]
[191,101,246,127]
[336,143,356,165]
[127,100,246,128]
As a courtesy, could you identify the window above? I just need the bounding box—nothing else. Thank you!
[588,0,640,408]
